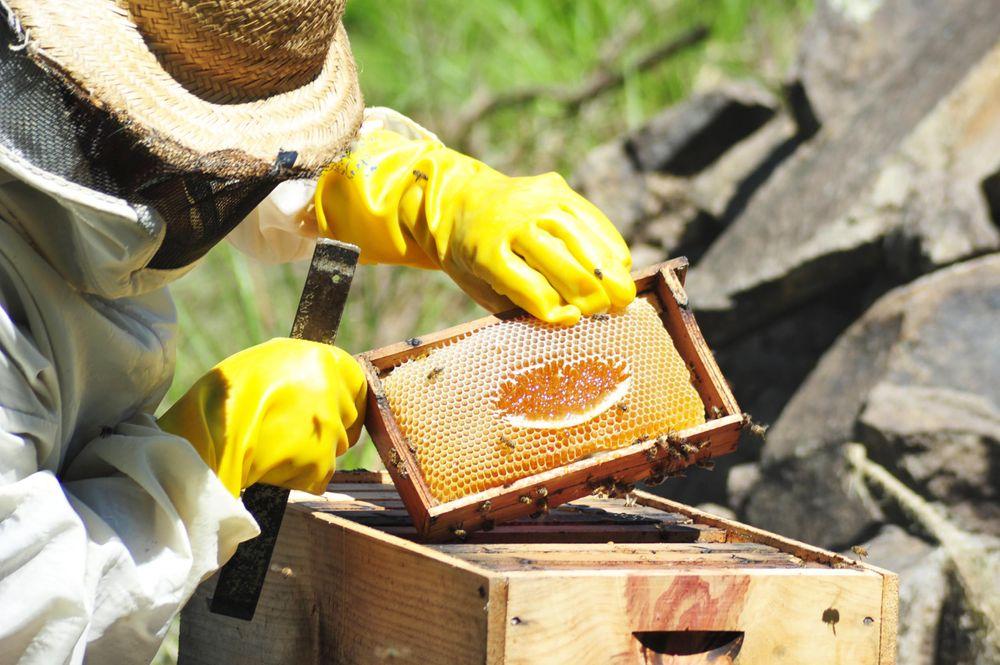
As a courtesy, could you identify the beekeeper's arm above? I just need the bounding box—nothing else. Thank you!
[0,242,254,665]
[1,197,364,665]
[229,108,635,326]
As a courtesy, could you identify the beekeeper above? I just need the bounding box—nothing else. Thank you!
[0,0,634,663]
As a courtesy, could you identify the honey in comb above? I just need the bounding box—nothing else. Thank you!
[381,298,706,503]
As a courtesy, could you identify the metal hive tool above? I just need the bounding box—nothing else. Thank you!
[209,238,360,621]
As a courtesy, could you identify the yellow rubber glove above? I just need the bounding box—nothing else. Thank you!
[315,130,635,326]
[158,338,367,497]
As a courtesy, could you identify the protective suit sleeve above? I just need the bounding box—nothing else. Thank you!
[225,178,319,264]
[1,372,257,665]
[0,224,258,665]
[0,346,258,665]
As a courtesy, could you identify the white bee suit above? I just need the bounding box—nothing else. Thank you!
[0,104,430,664]
[0,141,264,664]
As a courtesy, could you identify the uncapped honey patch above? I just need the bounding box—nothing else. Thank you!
[381,299,706,503]
[495,357,632,429]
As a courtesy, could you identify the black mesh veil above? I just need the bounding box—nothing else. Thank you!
[0,17,298,269]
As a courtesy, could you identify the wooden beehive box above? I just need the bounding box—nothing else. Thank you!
[361,257,745,540]
[180,472,898,664]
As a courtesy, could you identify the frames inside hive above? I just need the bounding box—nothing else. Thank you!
[381,298,705,503]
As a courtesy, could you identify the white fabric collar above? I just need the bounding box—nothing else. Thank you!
[0,141,198,299]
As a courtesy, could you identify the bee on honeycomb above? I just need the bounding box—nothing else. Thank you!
[381,298,705,503]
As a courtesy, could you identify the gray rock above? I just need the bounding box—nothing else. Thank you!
[628,243,667,272]
[687,9,1000,343]
[764,255,1000,534]
[726,462,761,512]
[859,384,1000,534]
[625,82,777,175]
[652,274,883,511]
[631,174,721,259]
[938,575,1000,665]
[842,525,947,665]
[711,281,879,424]
[743,443,884,550]
[572,145,711,256]
[571,139,655,240]
[982,170,1000,225]
[794,0,953,124]
[573,83,784,258]
[687,113,799,223]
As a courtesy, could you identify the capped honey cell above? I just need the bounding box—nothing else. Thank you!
[381,299,705,503]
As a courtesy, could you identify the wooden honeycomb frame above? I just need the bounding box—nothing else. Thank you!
[359,257,743,540]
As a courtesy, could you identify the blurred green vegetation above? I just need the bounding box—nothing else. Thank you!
[164,0,812,471]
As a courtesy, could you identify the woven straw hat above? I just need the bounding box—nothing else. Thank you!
[4,0,363,177]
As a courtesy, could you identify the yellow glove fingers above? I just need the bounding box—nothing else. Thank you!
[313,130,635,321]
[477,245,581,325]
[559,192,633,256]
[510,226,610,317]
[160,339,368,497]
[288,347,367,493]
[251,400,335,492]
[343,365,368,448]
[539,212,636,310]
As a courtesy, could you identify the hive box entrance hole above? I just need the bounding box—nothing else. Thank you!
[634,630,744,663]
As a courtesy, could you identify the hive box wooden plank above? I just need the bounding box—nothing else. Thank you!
[361,257,746,540]
[180,473,897,665]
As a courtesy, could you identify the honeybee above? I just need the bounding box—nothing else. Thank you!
[742,413,768,438]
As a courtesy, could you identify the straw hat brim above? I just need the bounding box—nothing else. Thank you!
[6,0,363,178]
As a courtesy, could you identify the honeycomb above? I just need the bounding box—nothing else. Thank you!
[381,298,706,503]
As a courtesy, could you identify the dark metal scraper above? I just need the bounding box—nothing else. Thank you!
[209,238,360,620]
